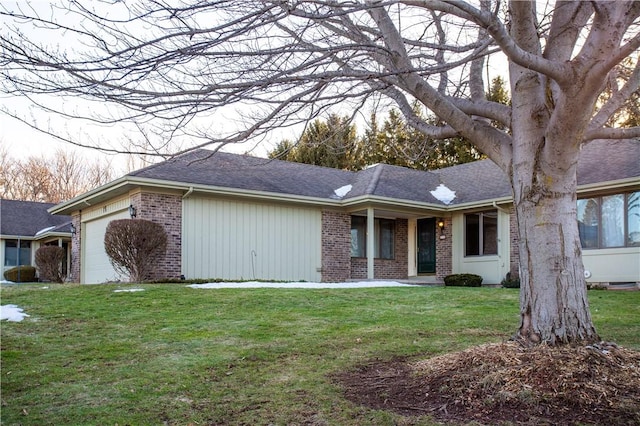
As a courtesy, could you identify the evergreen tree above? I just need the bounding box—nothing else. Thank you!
[268,78,511,171]
[267,114,358,169]
[267,139,295,161]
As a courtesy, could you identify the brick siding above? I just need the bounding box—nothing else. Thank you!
[70,212,81,282]
[436,217,453,280]
[130,192,182,280]
[321,210,351,282]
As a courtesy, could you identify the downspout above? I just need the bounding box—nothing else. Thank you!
[493,201,511,276]
[492,201,510,215]
[183,186,194,199]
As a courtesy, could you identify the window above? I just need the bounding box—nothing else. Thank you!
[465,210,498,256]
[350,216,395,259]
[351,216,366,257]
[4,240,32,267]
[578,191,640,249]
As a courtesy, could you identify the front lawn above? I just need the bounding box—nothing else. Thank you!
[1,284,638,425]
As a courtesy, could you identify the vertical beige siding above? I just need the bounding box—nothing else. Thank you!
[582,248,640,283]
[451,209,510,284]
[182,197,322,282]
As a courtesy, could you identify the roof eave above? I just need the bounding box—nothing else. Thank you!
[48,176,131,215]
[50,175,346,214]
[577,177,640,195]
[34,231,72,240]
[341,195,449,212]
[48,173,639,217]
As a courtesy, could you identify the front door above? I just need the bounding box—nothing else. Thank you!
[417,218,436,274]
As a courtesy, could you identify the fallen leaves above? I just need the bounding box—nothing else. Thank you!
[338,341,640,425]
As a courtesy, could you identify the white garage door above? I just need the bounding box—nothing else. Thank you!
[83,210,130,284]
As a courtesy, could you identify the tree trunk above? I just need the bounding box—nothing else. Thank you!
[512,142,599,345]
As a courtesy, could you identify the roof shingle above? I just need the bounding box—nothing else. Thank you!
[1,199,71,237]
[124,139,639,206]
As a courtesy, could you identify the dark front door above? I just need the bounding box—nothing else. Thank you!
[417,218,436,274]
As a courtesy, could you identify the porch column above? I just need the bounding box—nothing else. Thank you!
[367,207,375,279]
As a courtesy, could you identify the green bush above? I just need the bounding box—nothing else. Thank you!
[3,265,37,283]
[444,273,483,287]
[501,272,521,288]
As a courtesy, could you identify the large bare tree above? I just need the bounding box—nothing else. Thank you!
[1,1,639,345]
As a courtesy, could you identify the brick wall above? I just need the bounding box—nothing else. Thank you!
[436,217,452,280]
[130,192,182,280]
[350,218,409,280]
[321,210,351,282]
[70,212,81,282]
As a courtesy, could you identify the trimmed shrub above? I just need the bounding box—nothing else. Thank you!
[104,218,168,283]
[35,246,66,283]
[444,273,483,287]
[501,272,521,289]
[3,265,37,283]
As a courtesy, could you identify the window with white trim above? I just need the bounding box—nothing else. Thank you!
[465,210,498,256]
[577,191,640,249]
[4,240,32,267]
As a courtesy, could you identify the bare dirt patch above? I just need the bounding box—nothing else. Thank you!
[336,341,640,425]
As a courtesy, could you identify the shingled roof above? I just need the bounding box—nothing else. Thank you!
[1,199,72,238]
[125,139,637,207]
[577,139,640,185]
[129,150,355,200]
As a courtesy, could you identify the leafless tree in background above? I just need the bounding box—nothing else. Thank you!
[1,1,639,345]
[0,147,113,203]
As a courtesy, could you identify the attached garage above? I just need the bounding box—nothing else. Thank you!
[182,197,322,282]
[82,201,130,284]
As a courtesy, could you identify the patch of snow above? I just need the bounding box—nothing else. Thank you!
[333,184,353,199]
[114,288,145,293]
[187,281,413,289]
[0,280,15,284]
[1,305,30,322]
[35,225,56,236]
[430,184,456,205]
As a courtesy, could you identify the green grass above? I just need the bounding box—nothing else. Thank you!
[1,284,638,425]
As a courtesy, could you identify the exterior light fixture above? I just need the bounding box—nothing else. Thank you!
[129,204,137,218]
[437,219,445,233]
[70,223,76,236]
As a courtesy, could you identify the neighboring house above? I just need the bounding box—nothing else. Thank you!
[1,199,73,279]
[49,139,639,285]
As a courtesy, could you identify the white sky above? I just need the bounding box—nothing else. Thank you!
[0,1,510,176]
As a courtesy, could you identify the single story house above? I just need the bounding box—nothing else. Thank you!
[1,199,73,279]
[49,139,639,285]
